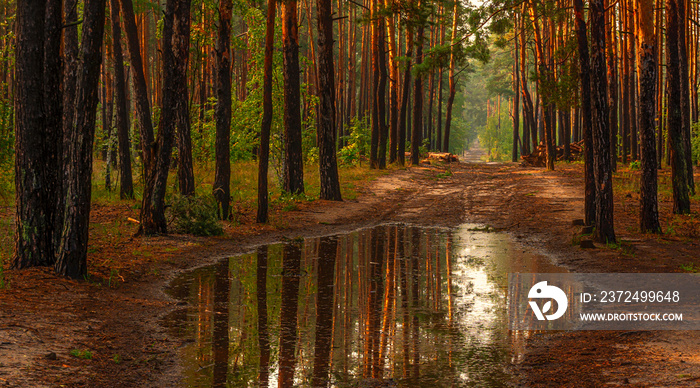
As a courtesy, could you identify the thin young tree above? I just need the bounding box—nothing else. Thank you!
[56,0,106,278]
[317,0,342,200]
[282,0,304,194]
[257,0,277,222]
[214,0,232,219]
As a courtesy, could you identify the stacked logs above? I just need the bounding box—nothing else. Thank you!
[521,140,584,167]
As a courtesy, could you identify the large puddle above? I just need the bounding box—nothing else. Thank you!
[163,224,565,387]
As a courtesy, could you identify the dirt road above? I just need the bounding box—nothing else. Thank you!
[0,160,698,387]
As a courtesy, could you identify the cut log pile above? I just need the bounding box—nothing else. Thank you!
[406,152,460,164]
[426,152,459,163]
[521,140,584,167]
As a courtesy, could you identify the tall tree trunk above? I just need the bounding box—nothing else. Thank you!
[257,0,277,222]
[590,0,616,243]
[317,0,342,200]
[398,27,412,165]
[139,0,182,235]
[370,1,380,169]
[282,0,304,194]
[386,6,399,164]
[56,0,106,278]
[45,0,63,258]
[666,0,691,214]
[512,15,520,162]
[411,21,424,166]
[120,0,156,173]
[678,0,695,194]
[377,13,389,169]
[606,0,618,171]
[214,0,232,219]
[174,0,194,197]
[110,0,134,200]
[527,3,555,170]
[62,0,79,254]
[14,0,52,268]
[637,0,661,233]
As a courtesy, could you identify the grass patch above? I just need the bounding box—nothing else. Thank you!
[70,349,93,360]
[680,263,698,273]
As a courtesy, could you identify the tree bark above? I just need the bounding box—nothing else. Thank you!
[257,0,277,222]
[398,27,412,166]
[139,0,182,235]
[590,0,616,243]
[637,0,661,233]
[678,0,695,194]
[44,0,63,258]
[512,15,520,162]
[411,21,424,166]
[120,0,156,173]
[174,0,194,197]
[214,0,232,219]
[317,0,342,200]
[282,0,304,194]
[109,0,134,200]
[666,0,691,214]
[443,0,459,153]
[527,2,555,170]
[573,0,596,226]
[14,0,52,268]
[56,0,106,278]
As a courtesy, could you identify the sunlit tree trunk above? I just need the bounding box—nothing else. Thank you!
[678,0,695,194]
[411,12,424,166]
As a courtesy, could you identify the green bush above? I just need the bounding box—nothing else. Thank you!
[338,117,370,166]
[169,194,224,236]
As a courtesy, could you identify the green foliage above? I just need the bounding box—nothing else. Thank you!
[478,102,513,162]
[692,121,700,167]
[169,194,224,236]
[0,257,5,289]
[629,160,641,170]
[70,349,93,360]
[338,118,371,166]
[680,262,698,273]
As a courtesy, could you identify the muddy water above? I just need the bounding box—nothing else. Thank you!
[163,224,565,387]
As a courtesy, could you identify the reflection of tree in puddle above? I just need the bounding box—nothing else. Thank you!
[165,224,544,387]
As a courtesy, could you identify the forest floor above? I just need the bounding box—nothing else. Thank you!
[0,157,699,387]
